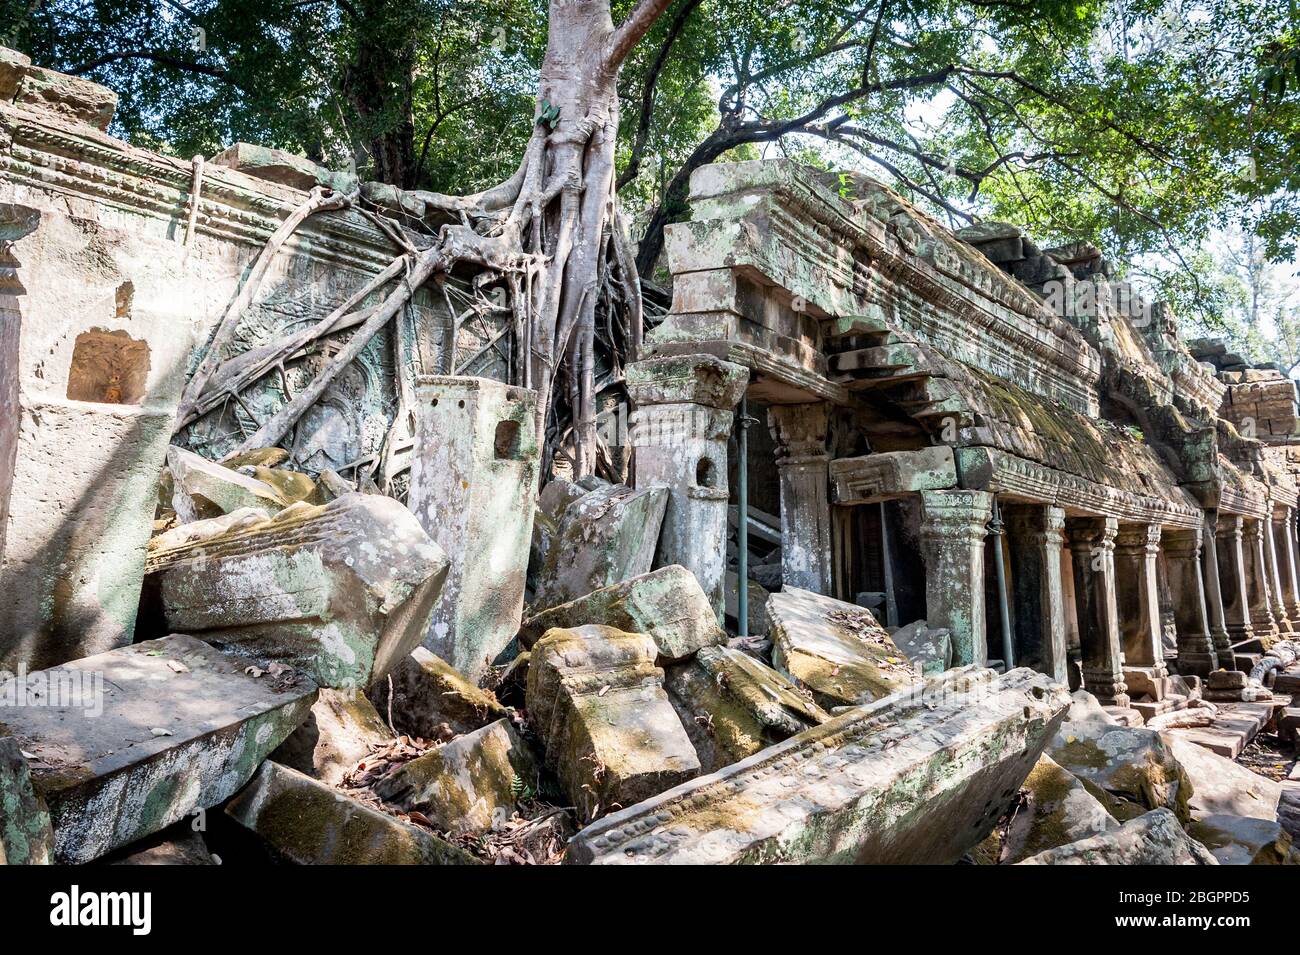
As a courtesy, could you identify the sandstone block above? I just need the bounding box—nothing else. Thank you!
[367,647,508,739]
[373,718,536,835]
[271,688,392,786]
[569,667,1070,864]
[14,65,117,129]
[0,736,53,865]
[1048,720,1192,823]
[527,625,699,822]
[225,761,476,864]
[767,587,917,708]
[167,446,288,521]
[145,493,448,689]
[532,482,669,610]
[997,754,1118,864]
[665,645,829,771]
[1,635,316,863]
[521,565,726,662]
[1018,808,1217,865]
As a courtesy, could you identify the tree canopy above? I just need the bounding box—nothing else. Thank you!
[3,0,1296,299]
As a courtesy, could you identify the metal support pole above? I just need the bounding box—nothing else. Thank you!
[880,501,898,628]
[989,495,1014,668]
[737,397,752,637]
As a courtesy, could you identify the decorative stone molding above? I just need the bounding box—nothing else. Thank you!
[829,445,958,504]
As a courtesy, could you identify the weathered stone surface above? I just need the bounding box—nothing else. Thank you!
[149,505,271,552]
[271,688,391,786]
[211,143,355,194]
[665,645,829,771]
[368,647,508,739]
[225,761,476,864]
[1,635,316,864]
[997,754,1118,864]
[103,824,216,865]
[408,377,539,681]
[1047,721,1192,823]
[167,446,289,521]
[373,718,536,835]
[1018,808,1218,865]
[1161,733,1297,864]
[0,735,53,865]
[767,587,917,708]
[520,565,726,662]
[1066,689,1120,725]
[889,619,952,675]
[145,493,448,689]
[533,483,669,610]
[527,625,699,822]
[14,64,117,129]
[569,667,1069,865]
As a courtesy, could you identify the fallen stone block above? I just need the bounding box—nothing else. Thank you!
[373,719,537,835]
[767,587,917,708]
[367,647,508,739]
[148,506,271,553]
[144,493,449,689]
[1048,720,1191,823]
[225,761,476,864]
[533,483,669,610]
[1161,733,1295,864]
[568,666,1069,865]
[2,635,316,864]
[271,688,392,786]
[996,754,1118,864]
[724,571,770,636]
[210,142,355,194]
[1018,808,1218,865]
[103,823,216,865]
[889,619,952,675]
[1066,690,1120,725]
[520,565,726,662]
[0,736,53,865]
[408,377,539,682]
[14,64,117,129]
[665,645,829,772]
[527,625,699,822]
[167,446,289,522]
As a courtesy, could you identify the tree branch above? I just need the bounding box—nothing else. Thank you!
[68,50,255,96]
[605,0,678,71]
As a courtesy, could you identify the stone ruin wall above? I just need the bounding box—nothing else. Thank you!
[0,49,509,672]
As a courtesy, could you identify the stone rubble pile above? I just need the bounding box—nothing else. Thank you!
[2,440,1298,865]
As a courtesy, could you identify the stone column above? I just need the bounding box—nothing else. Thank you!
[1216,514,1255,645]
[1162,527,1218,677]
[767,402,832,594]
[628,354,748,620]
[919,489,993,667]
[1202,511,1233,660]
[1243,518,1279,639]
[0,204,36,571]
[1067,517,1129,708]
[1282,506,1300,625]
[1113,524,1168,678]
[1264,511,1291,633]
[1005,505,1068,684]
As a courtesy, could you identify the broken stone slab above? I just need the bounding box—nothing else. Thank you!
[1066,689,1120,724]
[225,761,477,864]
[1161,733,1296,864]
[210,142,357,194]
[568,666,1070,865]
[373,719,537,835]
[532,483,669,610]
[167,446,289,522]
[1047,720,1192,823]
[520,565,726,662]
[144,493,449,689]
[767,587,918,708]
[367,647,508,739]
[0,736,53,865]
[408,377,539,683]
[997,754,1118,864]
[1,635,316,864]
[103,823,216,865]
[889,619,952,675]
[1018,808,1218,865]
[527,625,699,822]
[13,64,117,129]
[271,688,392,787]
[665,645,829,772]
[148,506,271,553]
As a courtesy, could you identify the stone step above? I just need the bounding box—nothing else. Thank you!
[1170,702,1273,759]
[1130,693,1189,722]
[1,635,317,863]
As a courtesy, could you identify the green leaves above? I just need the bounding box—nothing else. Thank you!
[537,98,562,129]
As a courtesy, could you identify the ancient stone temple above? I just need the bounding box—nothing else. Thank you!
[626,160,1300,721]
